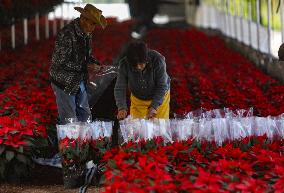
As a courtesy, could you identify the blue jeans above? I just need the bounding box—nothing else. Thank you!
[51,82,91,124]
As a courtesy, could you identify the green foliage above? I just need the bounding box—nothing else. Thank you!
[0,134,49,181]
[205,0,282,31]
[90,138,112,164]
[0,145,33,181]
[31,124,58,159]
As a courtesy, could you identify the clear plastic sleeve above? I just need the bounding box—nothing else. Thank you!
[89,121,114,140]
[176,119,194,141]
[156,119,172,143]
[194,110,210,141]
[277,117,284,138]
[212,118,230,145]
[263,116,279,140]
[118,108,284,145]
[255,117,269,137]
[229,118,247,140]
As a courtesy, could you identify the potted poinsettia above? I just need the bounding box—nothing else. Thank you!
[57,123,91,189]
[59,136,90,188]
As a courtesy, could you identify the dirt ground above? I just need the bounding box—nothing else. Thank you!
[0,165,104,193]
[0,184,103,193]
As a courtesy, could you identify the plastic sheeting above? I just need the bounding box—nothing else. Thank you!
[55,108,284,146]
[119,108,284,145]
[87,65,117,108]
[33,121,114,168]
[57,121,113,141]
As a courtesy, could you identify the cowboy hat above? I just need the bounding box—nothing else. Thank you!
[74,4,107,29]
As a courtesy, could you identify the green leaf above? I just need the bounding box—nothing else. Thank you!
[180,147,195,154]
[2,110,10,116]
[124,159,135,165]
[6,151,15,161]
[34,118,41,124]
[108,159,117,169]
[4,97,10,102]
[16,154,29,165]
[98,174,106,185]
[34,138,48,147]
[24,140,34,147]
[23,135,36,142]
[0,146,5,155]
[9,130,20,135]
[17,146,24,153]
[20,119,26,126]
[0,160,5,178]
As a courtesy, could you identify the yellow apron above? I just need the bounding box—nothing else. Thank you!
[130,91,170,119]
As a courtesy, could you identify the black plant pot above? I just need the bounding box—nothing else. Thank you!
[62,165,85,189]
[63,174,84,189]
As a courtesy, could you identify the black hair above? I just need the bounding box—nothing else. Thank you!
[126,41,148,66]
[278,43,284,61]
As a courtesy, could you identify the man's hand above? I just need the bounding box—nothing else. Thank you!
[117,109,128,120]
[147,107,157,119]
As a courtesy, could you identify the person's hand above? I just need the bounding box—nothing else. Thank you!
[147,107,157,119]
[117,109,128,120]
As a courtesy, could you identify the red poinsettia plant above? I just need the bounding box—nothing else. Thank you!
[102,136,284,193]
[90,137,112,165]
[58,136,90,188]
[0,18,130,182]
[59,137,90,168]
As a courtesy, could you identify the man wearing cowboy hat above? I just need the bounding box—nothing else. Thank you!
[49,4,107,124]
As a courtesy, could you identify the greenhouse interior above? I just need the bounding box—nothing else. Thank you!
[0,0,284,192]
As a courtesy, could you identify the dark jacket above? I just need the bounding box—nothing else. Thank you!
[49,18,98,95]
[114,49,170,110]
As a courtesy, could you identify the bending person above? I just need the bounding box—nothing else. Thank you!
[114,41,170,120]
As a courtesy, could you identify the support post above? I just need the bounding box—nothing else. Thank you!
[60,4,64,28]
[45,15,49,39]
[267,0,272,55]
[248,0,252,47]
[256,0,260,50]
[280,0,284,43]
[240,0,244,43]
[53,12,57,36]
[23,18,28,45]
[35,13,40,40]
[11,18,15,49]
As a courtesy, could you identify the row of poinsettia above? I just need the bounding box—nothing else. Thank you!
[145,28,284,117]
[100,27,284,192]
[0,17,85,84]
[0,19,131,180]
[102,136,284,192]
[0,37,58,179]
[1,18,284,191]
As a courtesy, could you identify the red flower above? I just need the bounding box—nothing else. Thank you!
[234,178,266,193]
[274,176,284,193]
[4,133,26,148]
